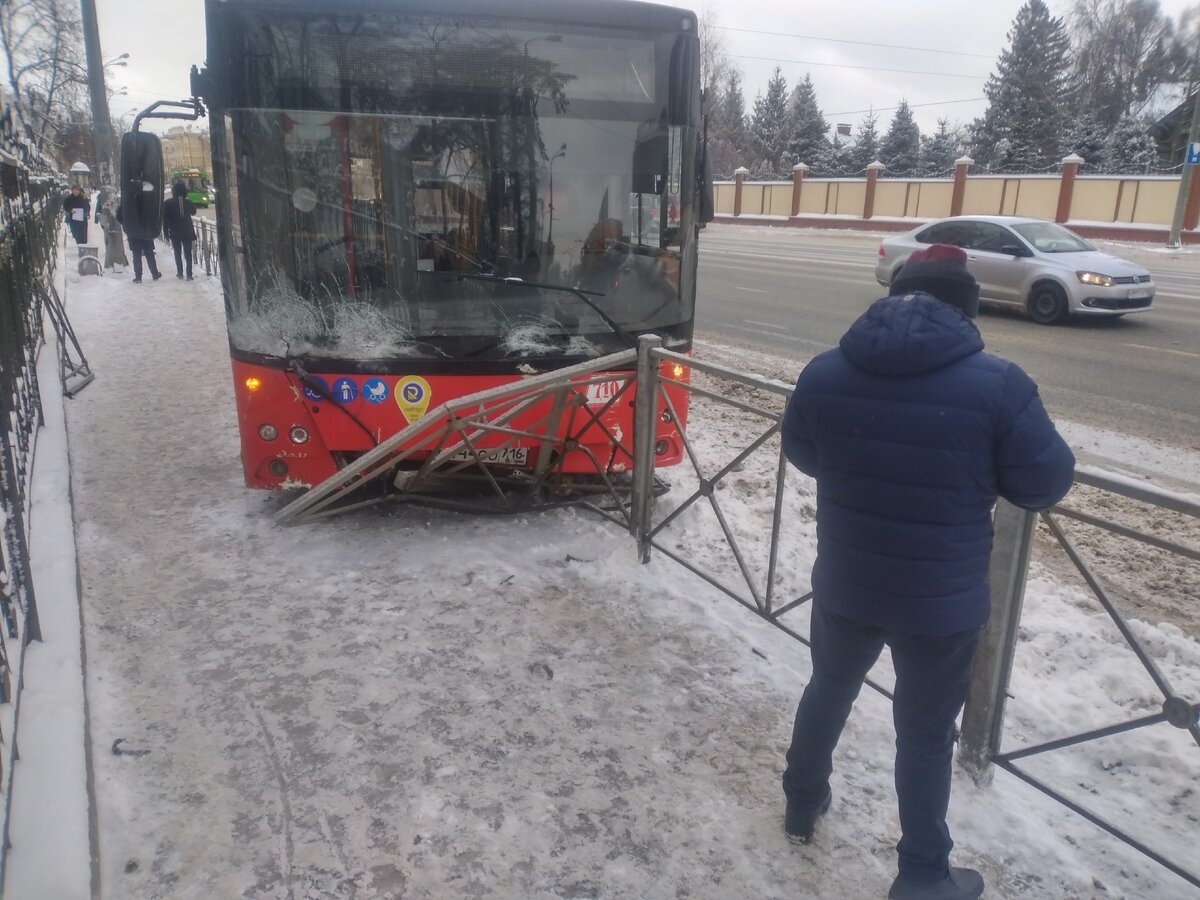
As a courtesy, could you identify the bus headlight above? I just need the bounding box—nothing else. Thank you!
[258,424,278,441]
[289,426,310,444]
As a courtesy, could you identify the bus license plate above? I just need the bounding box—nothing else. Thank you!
[450,446,529,466]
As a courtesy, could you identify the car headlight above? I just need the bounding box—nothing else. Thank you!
[1077,271,1113,287]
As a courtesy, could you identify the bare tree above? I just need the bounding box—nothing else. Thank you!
[0,0,86,159]
[698,4,735,101]
[1180,4,1200,86]
[1071,0,1183,127]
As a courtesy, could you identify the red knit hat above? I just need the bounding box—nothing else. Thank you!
[892,243,980,318]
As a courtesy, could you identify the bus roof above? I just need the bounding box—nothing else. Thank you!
[207,0,696,34]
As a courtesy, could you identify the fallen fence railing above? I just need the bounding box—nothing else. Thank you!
[274,350,647,525]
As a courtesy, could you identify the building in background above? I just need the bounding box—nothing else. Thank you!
[1148,86,1198,167]
[161,126,211,180]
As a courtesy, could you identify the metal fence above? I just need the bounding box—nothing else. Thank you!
[275,331,1197,889]
[195,216,218,277]
[0,97,66,881]
[624,336,1199,892]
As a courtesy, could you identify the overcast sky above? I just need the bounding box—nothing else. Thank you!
[97,0,1197,137]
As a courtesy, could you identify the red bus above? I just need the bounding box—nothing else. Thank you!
[196,0,707,490]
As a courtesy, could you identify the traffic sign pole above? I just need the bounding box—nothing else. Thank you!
[1167,95,1200,248]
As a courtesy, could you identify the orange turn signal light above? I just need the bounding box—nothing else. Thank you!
[245,377,262,392]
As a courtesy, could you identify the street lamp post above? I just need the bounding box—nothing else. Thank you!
[547,142,566,251]
[79,0,117,185]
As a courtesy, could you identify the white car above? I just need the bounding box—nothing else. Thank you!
[874,216,1155,324]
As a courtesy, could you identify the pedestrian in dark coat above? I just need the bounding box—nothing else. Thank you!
[62,186,91,244]
[161,180,198,279]
[116,205,162,283]
[780,243,1074,900]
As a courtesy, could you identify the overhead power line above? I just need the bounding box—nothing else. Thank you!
[715,24,996,60]
[729,53,988,80]
[825,97,987,119]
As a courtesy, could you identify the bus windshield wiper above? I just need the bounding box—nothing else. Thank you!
[449,273,636,349]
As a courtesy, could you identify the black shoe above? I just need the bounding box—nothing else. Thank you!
[152,272,162,281]
[186,274,194,280]
[888,867,984,900]
[176,272,183,279]
[784,788,832,844]
[132,277,142,283]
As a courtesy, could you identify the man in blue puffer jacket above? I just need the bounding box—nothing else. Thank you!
[780,243,1074,900]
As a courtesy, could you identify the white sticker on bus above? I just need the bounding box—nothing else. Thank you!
[585,380,628,407]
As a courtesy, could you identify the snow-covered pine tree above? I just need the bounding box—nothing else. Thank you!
[749,67,790,177]
[786,74,831,174]
[827,133,856,177]
[708,71,749,177]
[879,100,921,177]
[1059,113,1109,170]
[1104,115,1159,174]
[847,111,880,176]
[970,0,1073,171]
[920,118,961,176]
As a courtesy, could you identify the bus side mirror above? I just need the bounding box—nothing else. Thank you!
[120,131,164,240]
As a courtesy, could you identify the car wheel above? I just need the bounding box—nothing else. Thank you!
[1027,283,1068,325]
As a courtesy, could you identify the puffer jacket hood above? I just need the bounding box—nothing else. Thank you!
[840,291,983,377]
[172,181,188,198]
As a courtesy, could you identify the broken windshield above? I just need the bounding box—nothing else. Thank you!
[215,15,697,366]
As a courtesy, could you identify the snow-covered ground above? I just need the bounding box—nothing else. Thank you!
[4,246,1199,898]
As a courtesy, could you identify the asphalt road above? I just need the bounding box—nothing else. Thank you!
[695,225,1200,452]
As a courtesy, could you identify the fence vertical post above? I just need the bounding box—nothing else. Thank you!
[790,163,809,218]
[1056,154,1084,224]
[959,499,1038,782]
[950,156,973,217]
[630,334,663,563]
[864,160,885,219]
[733,166,749,217]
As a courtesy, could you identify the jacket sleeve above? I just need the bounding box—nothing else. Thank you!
[995,363,1075,511]
[781,370,818,478]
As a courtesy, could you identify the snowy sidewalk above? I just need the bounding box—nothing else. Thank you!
[7,254,1200,898]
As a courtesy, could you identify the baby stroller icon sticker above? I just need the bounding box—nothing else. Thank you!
[363,378,389,404]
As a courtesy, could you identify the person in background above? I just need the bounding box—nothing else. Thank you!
[161,180,197,280]
[116,204,162,283]
[93,187,106,224]
[96,190,129,272]
[62,186,91,244]
[779,244,1075,900]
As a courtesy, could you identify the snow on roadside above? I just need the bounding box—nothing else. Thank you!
[7,254,1200,899]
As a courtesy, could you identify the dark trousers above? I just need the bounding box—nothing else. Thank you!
[172,239,194,277]
[782,602,980,883]
[129,238,160,280]
[68,219,88,244]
